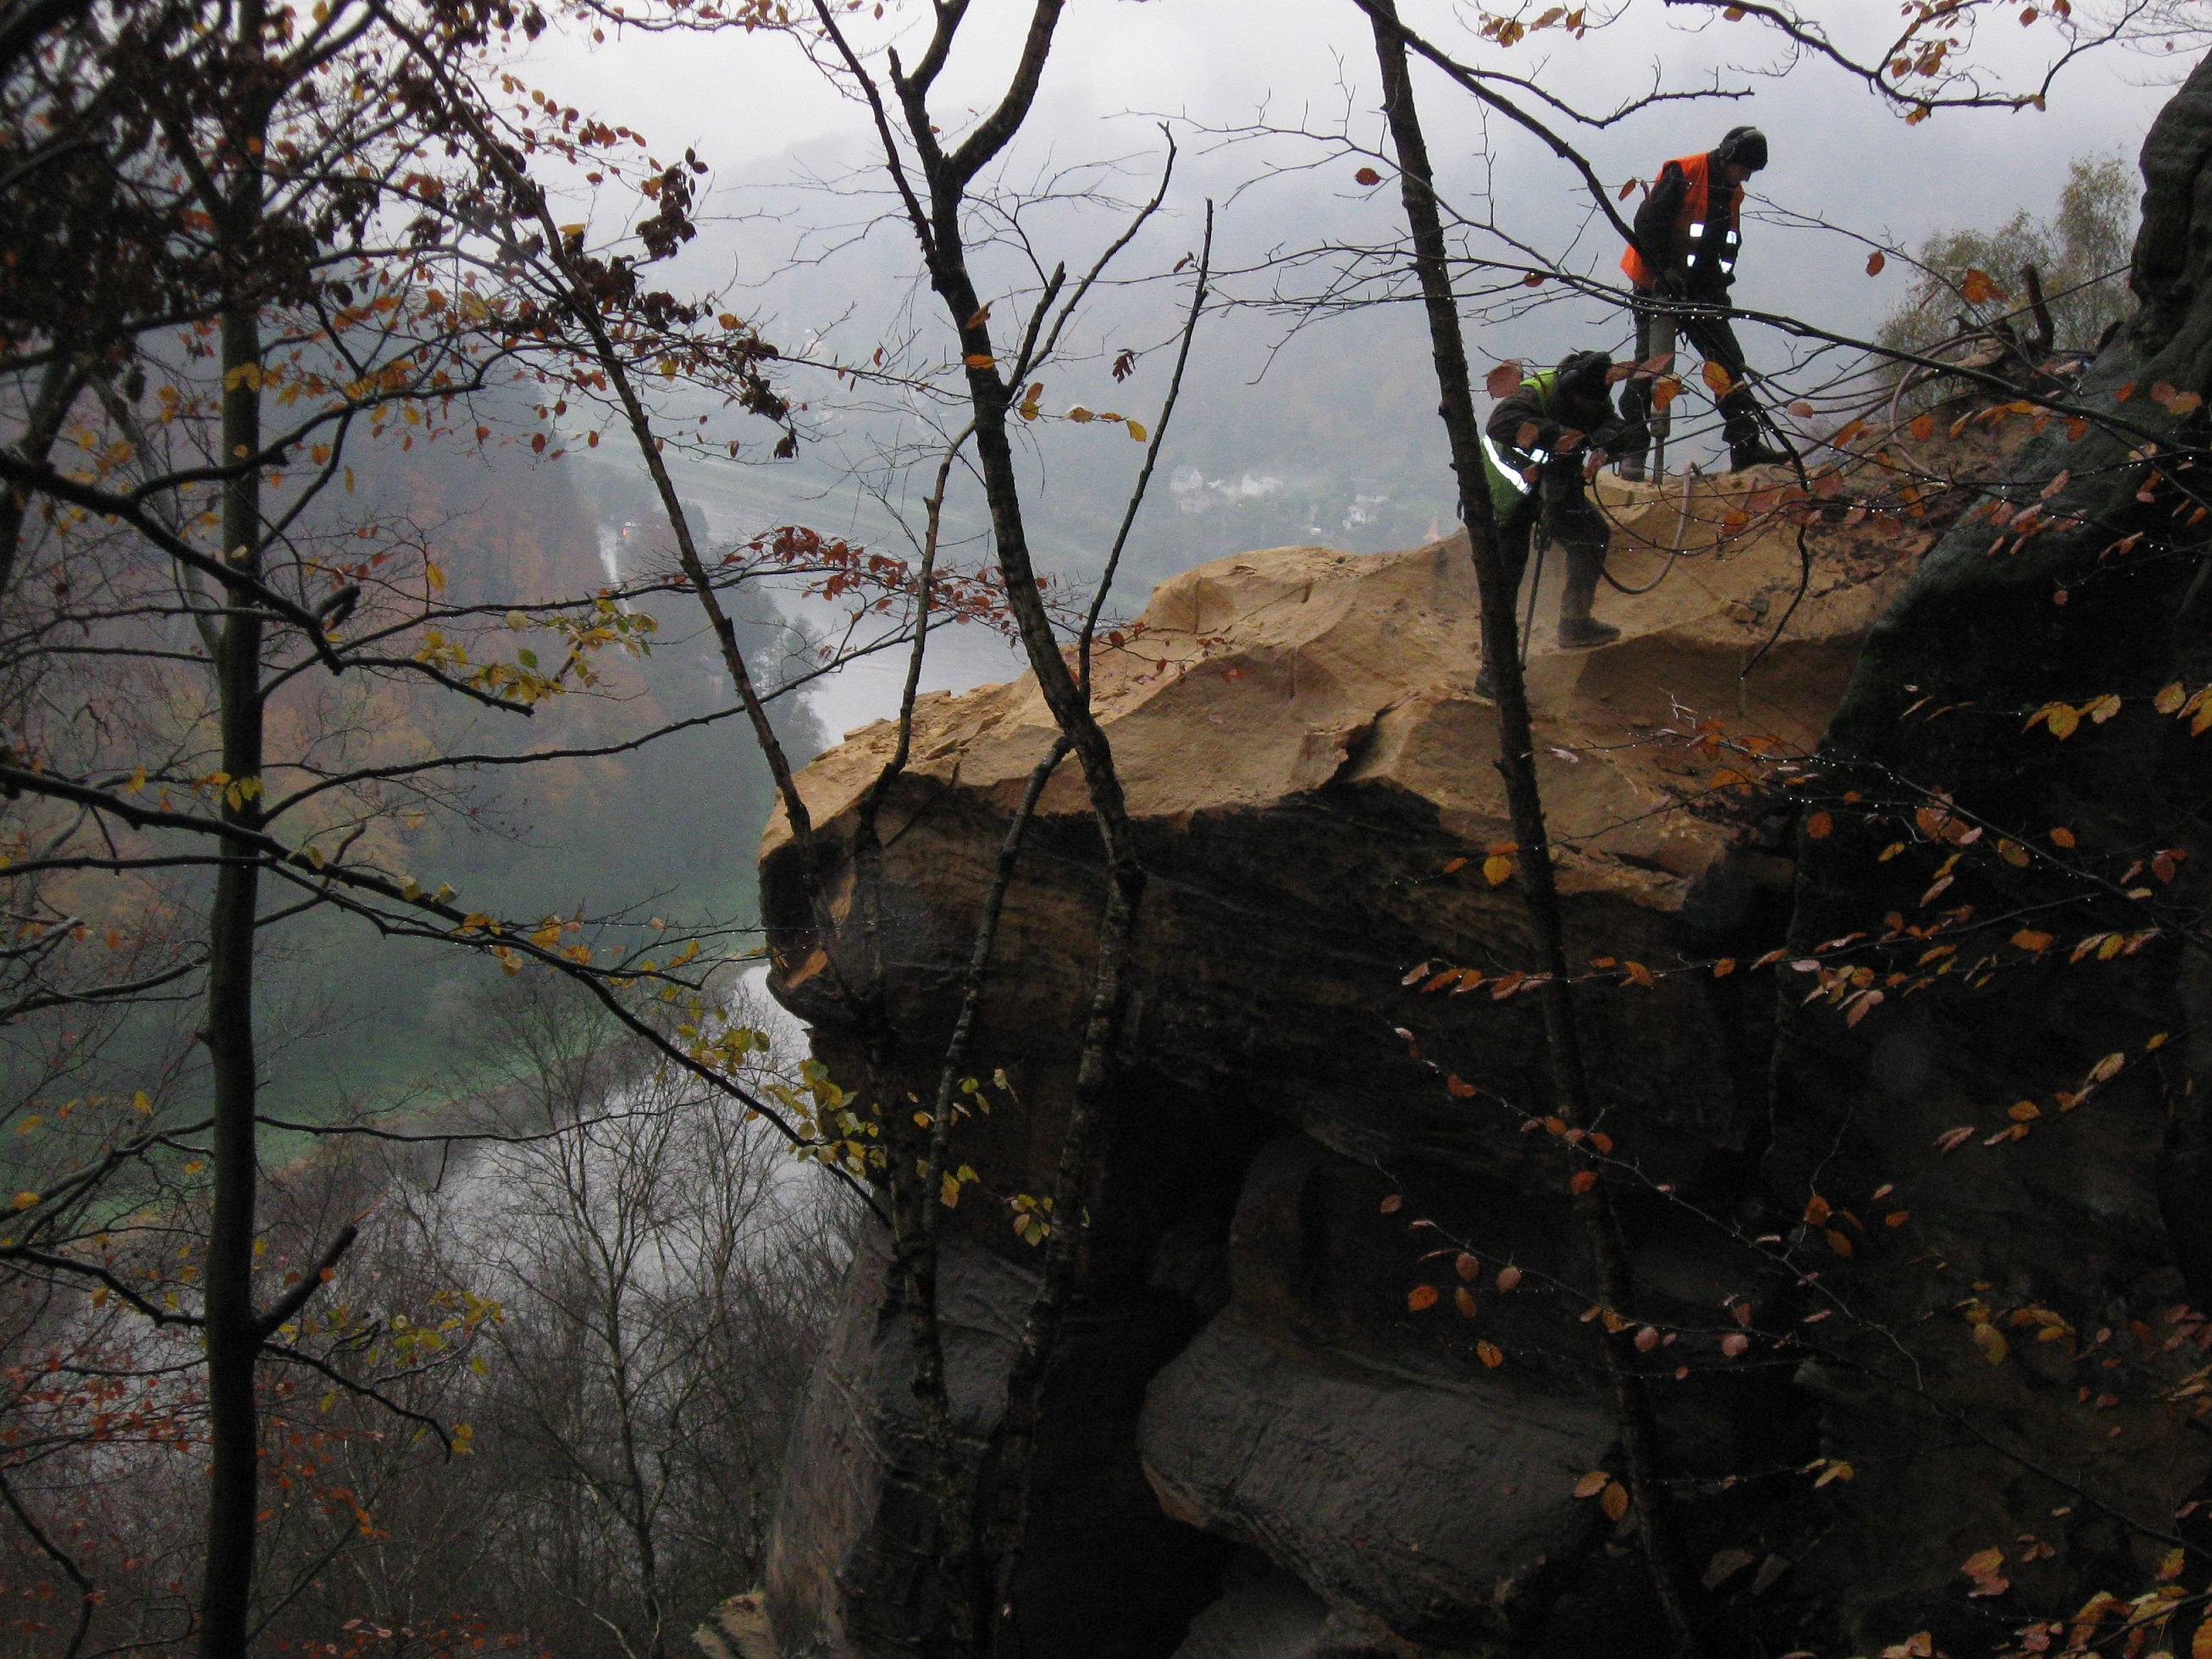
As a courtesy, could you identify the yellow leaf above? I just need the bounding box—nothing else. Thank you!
[1972,1322,2008,1366]
[1601,1481,1630,1522]
[424,561,446,594]
[1483,854,1514,886]
[1067,406,1094,423]
[1573,1469,1610,1498]
[9,1192,36,1210]
[1127,421,1147,442]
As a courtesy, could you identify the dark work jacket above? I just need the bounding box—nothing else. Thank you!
[1481,371,1625,521]
[1631,155,1738,298]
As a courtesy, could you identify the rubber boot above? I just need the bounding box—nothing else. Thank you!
[1556,558,1619,650]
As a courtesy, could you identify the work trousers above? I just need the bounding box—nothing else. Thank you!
[1498,490,1609,622]
[1618,290,1762,467]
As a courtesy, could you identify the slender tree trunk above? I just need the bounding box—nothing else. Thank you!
[1362,6,1695,1649]
[199,13,270,1651]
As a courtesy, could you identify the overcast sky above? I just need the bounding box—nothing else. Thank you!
[499,3,2197,717]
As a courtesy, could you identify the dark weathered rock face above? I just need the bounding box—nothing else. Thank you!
[755,61,2212,1659]
[1763,50,2212,1657]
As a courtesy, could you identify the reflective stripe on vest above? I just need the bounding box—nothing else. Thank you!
[1621,151,1745,290]
[1481,370,1557,515]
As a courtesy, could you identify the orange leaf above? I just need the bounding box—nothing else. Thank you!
[1354,165,1382,186]
[1601,1481,1630,1522]
[1380,1194,1403,1214]
[1485,362,1525,399]
[1454,1252,1481,1281]
[1573,1469,1610,1499]
[1496,1264,1524,1291]
[1407,1284,1440,1312]
[1570,1170,1598,1195]
[1701,360,1736,397]
[1866,250,1887,277]
[1454,1286,1479,1319]
[1806,810,1833,839]
[1478,1340,1505,1368]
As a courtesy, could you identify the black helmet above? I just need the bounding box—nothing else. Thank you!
[1556,349,1614,404]
[1716,125,1768,172]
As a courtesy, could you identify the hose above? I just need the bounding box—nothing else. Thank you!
[1601,465,1699,595]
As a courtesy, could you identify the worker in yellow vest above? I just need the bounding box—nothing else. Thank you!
[1616,127,1789,480]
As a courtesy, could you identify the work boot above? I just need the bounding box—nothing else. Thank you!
[1557,567,1619,650]
[1615,456,1646,484]
[1558,615,1621,650]
[1730,440,1790,472]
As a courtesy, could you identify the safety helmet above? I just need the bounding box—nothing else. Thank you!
[1715,126,1768,172]
[1555,350,1614,404]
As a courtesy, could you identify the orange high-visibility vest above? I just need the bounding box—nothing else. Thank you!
[1620,151,1744,290]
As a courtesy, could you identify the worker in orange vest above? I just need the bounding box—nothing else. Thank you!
[1615,126,1790,480]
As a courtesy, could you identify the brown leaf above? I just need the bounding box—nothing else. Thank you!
[1573,1469,1610,1499]
[1486,361,1527,399]
[1453,1286,1479,1319]
[1354,165,1382,187]
[1601,1481,1630,1522]
[1703,1548,1757,1590]
[1866,250,1887,277]
[1454,1252,1481,1281]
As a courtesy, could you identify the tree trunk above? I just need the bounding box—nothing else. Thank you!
[198,13,270,1648]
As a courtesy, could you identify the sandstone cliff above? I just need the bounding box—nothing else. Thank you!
[750,58,2212,1658]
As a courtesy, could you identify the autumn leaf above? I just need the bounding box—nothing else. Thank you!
[1407,1284,1440,1312]
[1704,1548,1756,1590]
[1478,1340,1505,1368]
[1496,1264,1524,1291]
[1570,1170,1598,1195]
[1453,1286,1479,1319]
[1866,250,1887,277]
[1380,1193,1404,1214]
[1701,360,1736,397]
[1601,1482,1630,1522]
[1483,853,1515,886]
[1485,361,1526,399]
[1454,1252,1481,1281]
[1961,268,2005,305]
[1573,1469,1610,1499]
[1354,165,1382,186]
[1971,1321,2009,1365]
[1805,810,1833,839]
